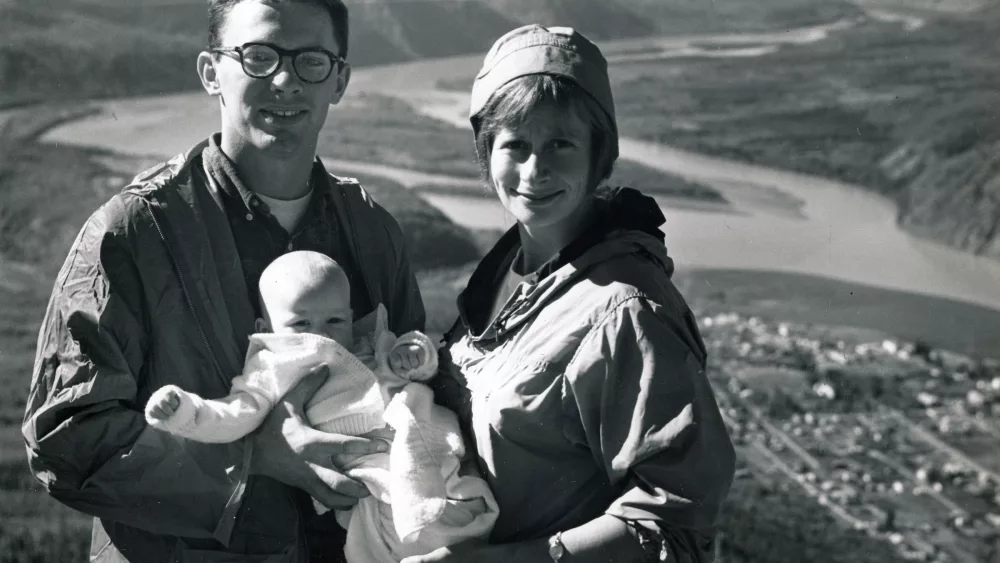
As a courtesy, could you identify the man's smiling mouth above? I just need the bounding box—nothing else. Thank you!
[260,108,308,121]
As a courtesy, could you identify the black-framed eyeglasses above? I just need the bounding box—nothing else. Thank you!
[211,42,347,84]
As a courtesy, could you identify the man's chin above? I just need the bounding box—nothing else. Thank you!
[252,130,309,156]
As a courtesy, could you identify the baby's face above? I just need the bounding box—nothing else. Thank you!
[262,278,354,347]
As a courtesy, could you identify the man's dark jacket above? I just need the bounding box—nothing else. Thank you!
[22,140,426,562]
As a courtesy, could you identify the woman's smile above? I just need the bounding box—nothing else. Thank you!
[510,187,565,203]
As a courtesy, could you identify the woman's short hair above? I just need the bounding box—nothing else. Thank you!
[207,0,350,58]
[474,74,619,187]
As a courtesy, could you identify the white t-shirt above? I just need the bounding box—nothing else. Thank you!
[489,249,529,326]
[257,189,313,233]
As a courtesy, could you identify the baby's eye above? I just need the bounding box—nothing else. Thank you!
[292,320,310,328]
[326,318,343,325]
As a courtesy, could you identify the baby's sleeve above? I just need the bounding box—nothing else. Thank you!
[145,379,273,443]
[385,331,439,383]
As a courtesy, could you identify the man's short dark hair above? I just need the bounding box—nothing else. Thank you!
[207,0,350,58]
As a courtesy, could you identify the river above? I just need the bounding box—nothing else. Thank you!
[40,13,1000,314]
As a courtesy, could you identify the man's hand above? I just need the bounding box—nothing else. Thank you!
[250,366,388,510]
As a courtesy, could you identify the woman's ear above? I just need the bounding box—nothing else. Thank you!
[197,51,222,96]
[254,318,271,333]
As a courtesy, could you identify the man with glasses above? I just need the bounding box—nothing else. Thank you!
[23,1,424,562]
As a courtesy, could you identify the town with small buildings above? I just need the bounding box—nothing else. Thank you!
[699,313,1000,563]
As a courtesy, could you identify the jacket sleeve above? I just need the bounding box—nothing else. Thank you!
[22,198,247,543]
[562,296,735,561]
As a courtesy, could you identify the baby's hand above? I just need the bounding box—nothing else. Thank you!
[147,388,182,421]
[389,344,426,374]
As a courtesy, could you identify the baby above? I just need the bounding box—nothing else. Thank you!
[145,251,497,563]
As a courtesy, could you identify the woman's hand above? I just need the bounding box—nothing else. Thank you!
[250,366,389,509]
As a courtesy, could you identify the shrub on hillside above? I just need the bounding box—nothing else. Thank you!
[0,518,90,563]
[362,180,481,271]
[719,475,909,563]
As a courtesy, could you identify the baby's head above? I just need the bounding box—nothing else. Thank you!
[255,251,354,347]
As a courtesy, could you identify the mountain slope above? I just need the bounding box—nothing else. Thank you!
[349,0,518,63]
[879,5,1000,258]
[0,0,864,107]
[481,0,657,39]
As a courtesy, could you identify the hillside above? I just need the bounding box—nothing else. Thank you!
[0,0,861,107]
[604,4,1000,260]
[883,8,1000,259]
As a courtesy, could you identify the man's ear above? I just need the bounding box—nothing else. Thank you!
[328,64,352,106]
[254,318,271,333]
[197,52,222,96]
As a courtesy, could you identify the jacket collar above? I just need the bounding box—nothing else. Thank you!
[203,134,258,213]
[457,187,672,341]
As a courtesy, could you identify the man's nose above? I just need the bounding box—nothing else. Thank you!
[270,57,304,95]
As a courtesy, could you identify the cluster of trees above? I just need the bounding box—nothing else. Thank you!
[719,476,907,563]
[0,520,90,563]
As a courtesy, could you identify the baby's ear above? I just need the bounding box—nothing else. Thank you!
[254,318,271,333]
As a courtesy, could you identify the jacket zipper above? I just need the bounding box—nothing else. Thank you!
[147,202,227,386]
[341,189,377,314]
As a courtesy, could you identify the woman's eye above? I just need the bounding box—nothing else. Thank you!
[501,139,527,151]
[551,139,575,149]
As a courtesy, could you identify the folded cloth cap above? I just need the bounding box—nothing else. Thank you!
[469,24,616,135]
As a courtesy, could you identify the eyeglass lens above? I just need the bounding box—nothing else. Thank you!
[241,45,335,83]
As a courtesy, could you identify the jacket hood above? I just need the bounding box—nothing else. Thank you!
[457,187,673,342]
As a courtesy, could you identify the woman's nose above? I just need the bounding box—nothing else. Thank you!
[520,153,549,183]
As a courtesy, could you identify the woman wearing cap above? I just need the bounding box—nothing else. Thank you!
[406,25,736,563]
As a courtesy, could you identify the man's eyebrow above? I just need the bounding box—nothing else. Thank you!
[246,41,330,52]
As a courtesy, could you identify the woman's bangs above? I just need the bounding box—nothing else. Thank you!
[488,76,556,132]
